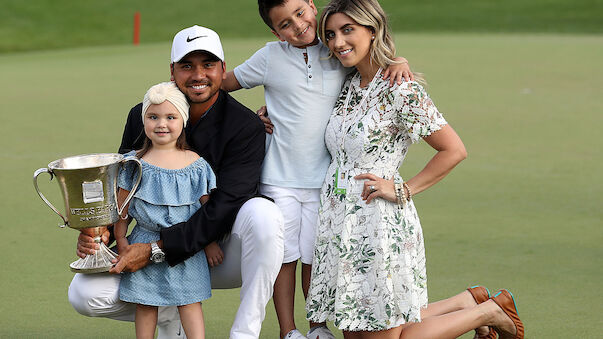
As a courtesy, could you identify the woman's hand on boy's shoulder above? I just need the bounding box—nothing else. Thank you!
[383,57,414,86]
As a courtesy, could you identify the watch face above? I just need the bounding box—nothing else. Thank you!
[150,242,165,263]
[151,252,165,263]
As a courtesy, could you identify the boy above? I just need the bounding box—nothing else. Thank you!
[221,1,412,338]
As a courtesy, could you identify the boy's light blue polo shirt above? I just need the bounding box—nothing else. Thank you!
[234,41,349,188]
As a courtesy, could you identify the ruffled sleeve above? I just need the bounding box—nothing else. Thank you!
[394,81,447,143]
[132,157,216,207]
[118,150,139,191]
[201,158,217,194]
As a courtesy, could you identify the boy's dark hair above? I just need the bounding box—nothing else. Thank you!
[258,0,309,30]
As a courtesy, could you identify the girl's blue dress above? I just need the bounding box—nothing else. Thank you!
[117,150,216,306]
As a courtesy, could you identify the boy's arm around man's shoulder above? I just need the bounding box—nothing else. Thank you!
[221,71,243,92]
[227,43,272,91]
[221,42,274,93]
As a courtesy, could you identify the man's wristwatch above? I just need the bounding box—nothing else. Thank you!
[150,242,165,263]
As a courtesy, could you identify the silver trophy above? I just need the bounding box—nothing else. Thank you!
[34,153,142,273]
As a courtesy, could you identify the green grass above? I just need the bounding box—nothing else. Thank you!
[1,33,602,337]
[1,0,603,52]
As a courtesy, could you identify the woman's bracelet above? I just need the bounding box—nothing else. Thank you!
[394,182,405,208]
[402,182,412,202]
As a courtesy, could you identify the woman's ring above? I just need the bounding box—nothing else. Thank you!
[369,185,376,193]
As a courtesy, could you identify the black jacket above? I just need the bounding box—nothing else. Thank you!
[118,90,265,266]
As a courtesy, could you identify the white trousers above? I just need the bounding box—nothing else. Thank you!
[68,197,284,339]
[259,184,319,264]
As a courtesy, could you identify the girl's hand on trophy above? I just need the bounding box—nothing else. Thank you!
[101,228,110,245]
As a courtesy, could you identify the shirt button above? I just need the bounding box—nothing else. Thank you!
[308,65,312,68]
[309,75,312,78]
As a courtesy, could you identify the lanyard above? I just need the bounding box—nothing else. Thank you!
[337,68,382,165]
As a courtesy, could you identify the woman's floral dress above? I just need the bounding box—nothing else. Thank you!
[306,70,448,331]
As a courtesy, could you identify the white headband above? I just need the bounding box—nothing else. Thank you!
[142,82,189,127]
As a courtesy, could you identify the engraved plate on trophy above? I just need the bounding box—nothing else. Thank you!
[82,180,104,204]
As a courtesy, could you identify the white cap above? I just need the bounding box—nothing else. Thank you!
[171,25,224,63]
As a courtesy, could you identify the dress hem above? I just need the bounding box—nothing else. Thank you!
[307,302,427,332]
[119,293,212,307]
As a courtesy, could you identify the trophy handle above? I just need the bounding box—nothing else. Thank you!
[117,156,143,216]
[33,167,68,228]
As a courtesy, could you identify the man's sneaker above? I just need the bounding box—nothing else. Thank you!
[307,325,336,339]
[283,329,308,339]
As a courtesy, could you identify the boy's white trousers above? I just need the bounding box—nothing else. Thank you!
[68,197,284,339]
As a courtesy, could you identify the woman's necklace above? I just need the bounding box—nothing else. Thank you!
[333,68,382,195]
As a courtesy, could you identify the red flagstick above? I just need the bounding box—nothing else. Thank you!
[133,12,140,45]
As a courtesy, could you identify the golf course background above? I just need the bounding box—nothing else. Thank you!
[2,0,603,53]
[1,1,601,338]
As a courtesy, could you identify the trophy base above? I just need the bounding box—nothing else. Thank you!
[69,242,118,273]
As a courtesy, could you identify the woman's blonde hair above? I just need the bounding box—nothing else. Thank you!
[319,0,423,81]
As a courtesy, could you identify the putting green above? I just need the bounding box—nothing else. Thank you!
[1,33,601,338]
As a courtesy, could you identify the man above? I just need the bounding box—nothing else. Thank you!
[68,26,284,339]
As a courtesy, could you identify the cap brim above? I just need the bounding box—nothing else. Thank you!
[173,50,222,63]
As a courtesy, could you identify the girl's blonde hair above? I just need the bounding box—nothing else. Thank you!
[319,0,424,82]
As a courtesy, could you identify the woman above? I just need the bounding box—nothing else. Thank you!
[305,0,524,338]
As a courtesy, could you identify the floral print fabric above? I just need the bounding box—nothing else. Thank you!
[306,71,447,331]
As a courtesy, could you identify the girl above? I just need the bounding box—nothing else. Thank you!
[305,1,524,339]
[114,81,217,339]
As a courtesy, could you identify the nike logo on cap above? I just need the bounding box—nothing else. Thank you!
[187,35,206,42]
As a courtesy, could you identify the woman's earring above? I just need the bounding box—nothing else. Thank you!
[371,35,375,40]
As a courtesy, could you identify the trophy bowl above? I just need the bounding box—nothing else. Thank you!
[33,153,142,273]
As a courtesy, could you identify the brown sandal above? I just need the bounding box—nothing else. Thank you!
[491,289,524,339]
[467,286,497,339]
